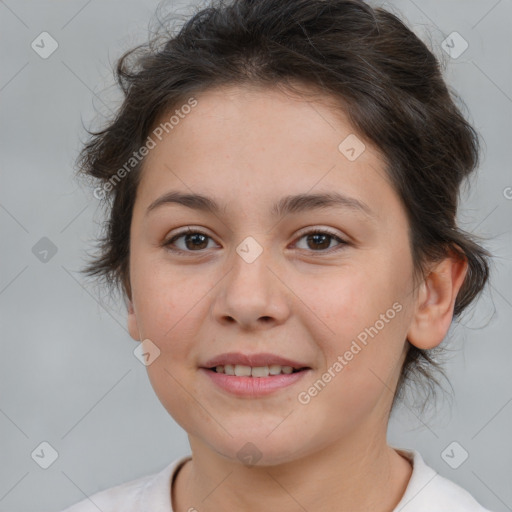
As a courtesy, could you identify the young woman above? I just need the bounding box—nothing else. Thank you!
[60,0,494,510]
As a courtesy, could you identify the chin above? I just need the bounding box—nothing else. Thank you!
[201,428,313,468]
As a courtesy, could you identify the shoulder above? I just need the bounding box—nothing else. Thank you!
[56,455,192,512]
[393,449,494,512]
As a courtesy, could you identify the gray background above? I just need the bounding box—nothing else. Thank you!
[1,1,511,511]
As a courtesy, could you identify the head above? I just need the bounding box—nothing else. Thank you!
[78,0,491,464]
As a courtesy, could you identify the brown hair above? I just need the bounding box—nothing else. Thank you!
[77,0,492,410]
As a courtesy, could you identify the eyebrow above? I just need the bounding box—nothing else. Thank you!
[145,190,376,219]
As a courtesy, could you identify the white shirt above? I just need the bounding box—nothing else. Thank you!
[58,449,494,511]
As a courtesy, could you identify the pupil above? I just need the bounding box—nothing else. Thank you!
[186,233,207,250]
[308,233,329,250]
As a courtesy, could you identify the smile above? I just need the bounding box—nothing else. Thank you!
[210,364,306,377]
[201,366,311,397]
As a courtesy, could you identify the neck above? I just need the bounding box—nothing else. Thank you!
[172,423,412,512]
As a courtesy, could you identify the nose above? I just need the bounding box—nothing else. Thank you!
[212,244,291,331]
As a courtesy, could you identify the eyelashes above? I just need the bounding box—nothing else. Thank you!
[162,227,349,255]
[294,229,347,252]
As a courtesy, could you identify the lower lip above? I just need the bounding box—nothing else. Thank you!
[200,368,310,397]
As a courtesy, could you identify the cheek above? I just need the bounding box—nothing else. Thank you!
[133,255,228,338]
[145,361,209,438]
[307,264,409,397]
[308,266,393,342]
[132,254,210,337]
[298,317,407,438]
[136,269,210,431]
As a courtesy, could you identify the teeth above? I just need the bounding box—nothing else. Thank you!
[269,364,282,375]
[213,364,299,377]
[251,366,269,377]
[234,365,252,377]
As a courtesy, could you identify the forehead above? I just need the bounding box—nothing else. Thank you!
[147,83,365,161]
[135,84,401,224]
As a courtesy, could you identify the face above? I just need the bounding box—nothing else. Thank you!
[127,84,421,465]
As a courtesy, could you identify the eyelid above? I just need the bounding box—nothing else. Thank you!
[291,227,348,252]
[294,225,345,240]
[163,225,216,244]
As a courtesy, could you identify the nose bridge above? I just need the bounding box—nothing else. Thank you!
[213,237,290,328]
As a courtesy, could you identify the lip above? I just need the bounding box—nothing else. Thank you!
[201,352,310,369]
[200,367,311,397]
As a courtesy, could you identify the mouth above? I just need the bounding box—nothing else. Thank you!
[200,364,311,397]
[206,364,310,377]
[201,352,311,375]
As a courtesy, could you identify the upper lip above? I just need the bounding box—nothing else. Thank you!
[201,352,310,369]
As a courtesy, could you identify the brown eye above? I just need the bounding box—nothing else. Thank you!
[163,227,348,255]
[164,229,216,252]
[306,233,332,250]
[294,229,347,253]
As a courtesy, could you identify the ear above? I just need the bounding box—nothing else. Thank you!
[407,251,468,350]
[127,298,141,342]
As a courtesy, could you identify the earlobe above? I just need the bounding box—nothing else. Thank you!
[127,299,141,342]
[407,253,468,350]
